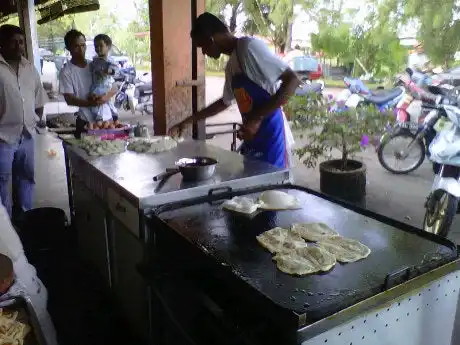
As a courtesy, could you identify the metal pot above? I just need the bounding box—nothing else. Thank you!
[153,156,218,184]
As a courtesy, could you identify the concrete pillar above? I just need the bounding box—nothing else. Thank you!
[17,0,41,73]
[149,0,206,138]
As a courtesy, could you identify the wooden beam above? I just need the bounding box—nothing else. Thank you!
[148,0,206,137]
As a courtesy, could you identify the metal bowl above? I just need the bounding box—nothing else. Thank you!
[175,156,218,181]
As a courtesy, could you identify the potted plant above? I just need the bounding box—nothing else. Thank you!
[286,93,394,201]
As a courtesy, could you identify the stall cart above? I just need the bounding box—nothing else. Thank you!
[61,139,290,342]
[142,184,460,345]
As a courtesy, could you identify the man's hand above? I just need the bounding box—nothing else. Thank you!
[86,94,106,106]
[238,116,262,141]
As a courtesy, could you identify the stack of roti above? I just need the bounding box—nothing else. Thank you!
[0,308,31,345]
[222,190,301,215]
[256,222,371,276]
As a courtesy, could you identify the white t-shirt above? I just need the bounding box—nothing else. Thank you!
[223,37,295,156]
[59,61,113,122]
[408,53,429,70]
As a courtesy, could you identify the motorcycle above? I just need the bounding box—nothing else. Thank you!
[114,68,154,116]
[341,77,405,111]
[377,68,453,174]
[422,96,460,237]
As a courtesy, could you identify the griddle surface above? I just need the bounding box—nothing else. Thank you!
[156,186,456,325]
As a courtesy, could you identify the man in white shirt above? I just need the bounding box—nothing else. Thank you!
[169,12,298,168]
[0,25,48,222]
[59,30,118,134]
[408,44,430,71]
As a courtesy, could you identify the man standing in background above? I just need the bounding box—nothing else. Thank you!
[0,25,48,222]
[408,43,430,71]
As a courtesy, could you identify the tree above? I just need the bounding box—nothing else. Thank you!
[243,0,297,53]
[206,0,243,33]
[379,0,460,67]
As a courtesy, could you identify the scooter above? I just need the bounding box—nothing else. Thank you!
[341,77,405,111]
[114,69,154,116]
[421,97,460,237]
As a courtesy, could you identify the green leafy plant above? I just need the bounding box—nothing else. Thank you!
[286,93,394,170]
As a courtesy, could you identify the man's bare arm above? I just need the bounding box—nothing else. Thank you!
[63,93,95,107]
[249,69,300,121]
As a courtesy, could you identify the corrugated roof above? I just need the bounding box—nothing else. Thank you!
[0,0,99,25]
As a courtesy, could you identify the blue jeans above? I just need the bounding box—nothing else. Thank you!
[0,134,35,219]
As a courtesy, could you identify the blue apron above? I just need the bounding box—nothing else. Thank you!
[232,56,287,168]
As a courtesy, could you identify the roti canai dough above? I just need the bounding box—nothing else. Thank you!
[291,223,339,242]
[256,227,307,254]
[273,246,337,276]
[318,236,371,263]
[127,136,178,153]
[258,190,301,210]
[222,196,259,214]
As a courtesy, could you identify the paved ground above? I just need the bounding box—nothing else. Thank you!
[34,76,460,343]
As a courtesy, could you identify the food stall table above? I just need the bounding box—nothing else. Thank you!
[60,138,290,341]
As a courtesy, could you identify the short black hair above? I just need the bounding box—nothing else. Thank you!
[64,29,85,50]
[190,12,228,39]
[94,34,112,47]
[0,25,25,45]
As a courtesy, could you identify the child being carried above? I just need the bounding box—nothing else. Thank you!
[89,34,119,123]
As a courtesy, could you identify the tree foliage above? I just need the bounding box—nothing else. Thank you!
[379,0,460,67]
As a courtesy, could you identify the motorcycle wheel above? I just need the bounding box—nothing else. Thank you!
[423,190,458,237]
[377,130,425,174]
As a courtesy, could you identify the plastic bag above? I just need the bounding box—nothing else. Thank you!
[429,126,460,165]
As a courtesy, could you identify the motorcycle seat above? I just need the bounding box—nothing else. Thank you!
[295,82,323,96]
[137,84,153,96]
[363,87,403,105]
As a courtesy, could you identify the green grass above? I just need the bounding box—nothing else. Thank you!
[324,79,390,90]
[205,70,225,77]
[203,71,392,90]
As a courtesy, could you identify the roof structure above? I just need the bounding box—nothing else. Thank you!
[0,0,99,25]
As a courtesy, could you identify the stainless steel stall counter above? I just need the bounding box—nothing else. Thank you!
[61,138,290,342]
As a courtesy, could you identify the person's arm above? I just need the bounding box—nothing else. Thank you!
[100,84,118,103]
[59,67,101,107]
[248,69,299,121]
[241,39,300,121]
[34,67,48,120]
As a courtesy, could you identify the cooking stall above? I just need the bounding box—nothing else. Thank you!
[60,137,290,341]
[142,184,460,345]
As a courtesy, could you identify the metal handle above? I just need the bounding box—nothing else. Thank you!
[153,168,179,181]
[384,266,412,290]
[208,186,232,198]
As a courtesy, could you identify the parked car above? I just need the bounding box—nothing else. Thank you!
[284,55,323,82]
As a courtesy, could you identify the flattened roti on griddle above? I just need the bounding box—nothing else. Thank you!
[273,246,337,276]
[318,236,371,263]
[291,222,339,242]
[256,227,307,254]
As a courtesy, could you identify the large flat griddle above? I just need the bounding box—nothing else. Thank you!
[151,184,457,330]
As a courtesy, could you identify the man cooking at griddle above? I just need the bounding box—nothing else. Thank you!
[168,12,299,169]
